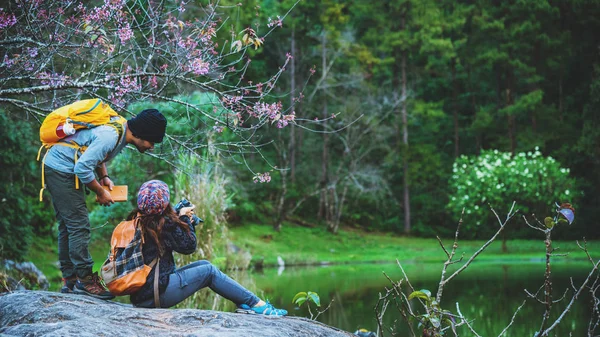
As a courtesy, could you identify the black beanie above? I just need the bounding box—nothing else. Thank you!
[127,109,167,143]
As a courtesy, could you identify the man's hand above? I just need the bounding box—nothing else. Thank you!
[86,179,114,206]
[100,176,115,191]
[96,188,115,206]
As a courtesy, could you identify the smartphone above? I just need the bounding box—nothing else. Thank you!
[97,185,128,202]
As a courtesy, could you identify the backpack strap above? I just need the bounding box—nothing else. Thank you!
[136,216,161,308]
[153,257,161,309]
[37,141,89,201]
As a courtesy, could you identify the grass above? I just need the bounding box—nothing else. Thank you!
[228,223,600,267]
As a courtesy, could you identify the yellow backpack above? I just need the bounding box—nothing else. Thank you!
[37,99,127,201]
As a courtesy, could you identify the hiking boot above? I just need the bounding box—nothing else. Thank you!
[60,276,77,293]
[236,301,288,316]
[73,272,115,300]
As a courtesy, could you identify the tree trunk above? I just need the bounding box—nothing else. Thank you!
[506,70,516,155]
[274,116,288,231]
[452,59,460,158]
[317,33,329,222]
[401,18,411,235]
[558,76,563,123]
[330,184,348,234]
[468,65,481,155]
[274,148,287,232]
[289,27,297,182]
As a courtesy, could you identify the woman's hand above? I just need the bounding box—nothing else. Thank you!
[178,206,195,218]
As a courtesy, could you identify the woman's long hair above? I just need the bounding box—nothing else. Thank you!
[126,204,190,256]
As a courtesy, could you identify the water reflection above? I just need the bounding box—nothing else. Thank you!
[241,261,593,336]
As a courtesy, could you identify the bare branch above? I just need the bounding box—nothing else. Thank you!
[539,258,600,336]
[455,302,482,337]
[440,202,517,290]
[497,300,527,337]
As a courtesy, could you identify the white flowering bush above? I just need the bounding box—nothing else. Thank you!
[447,148,578,238]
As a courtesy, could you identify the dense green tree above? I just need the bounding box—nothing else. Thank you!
[0,111,55,260]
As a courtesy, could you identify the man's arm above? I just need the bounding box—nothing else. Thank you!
[74,126,118,206]
[95,163,114,190]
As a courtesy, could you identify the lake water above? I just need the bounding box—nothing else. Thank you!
[203,260,595,336]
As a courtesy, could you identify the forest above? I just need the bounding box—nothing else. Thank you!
[1,0,600,261]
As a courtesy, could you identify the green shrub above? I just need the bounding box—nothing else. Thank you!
[447,148,578,239]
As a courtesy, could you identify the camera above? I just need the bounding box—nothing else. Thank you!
[174,198,203,225]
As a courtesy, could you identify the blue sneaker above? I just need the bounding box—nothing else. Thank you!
[236,301,288,316]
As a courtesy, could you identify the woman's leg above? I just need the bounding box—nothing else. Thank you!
[157,261,260,308]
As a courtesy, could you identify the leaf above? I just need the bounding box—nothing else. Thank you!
[307,291,321,307]
[544,217,555,228]
[294,297,307,306]
[408,289,431,301]
[253,38,263,50]
[292,291,307,304]
[443,317,457,334]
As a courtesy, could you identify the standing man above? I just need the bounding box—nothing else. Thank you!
[43,105,167,299]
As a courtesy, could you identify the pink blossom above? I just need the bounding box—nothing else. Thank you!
[309,66,316,75]
[108,76,141,106]
[267,16,283,28]
[178,0,187,12]
[277,112,295,128]
[148,75,158,88]
[37,71,70,87]
[37,9,48,20]
[104,0,126,12]
[26,47,38,58]
[253,172,271,183]
[286,52,293,60]
[213,125,224,133]
[188,58,209,75]
[2,55,15,68]
[117,24,133,44]
[293,92,305,103]
[178,37,198,51]
[253,102,282,120]
[0,10,17,30]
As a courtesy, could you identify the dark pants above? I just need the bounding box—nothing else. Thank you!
[135,260,260,308]
[44,166,93,279]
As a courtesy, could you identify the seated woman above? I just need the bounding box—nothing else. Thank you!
[129,180,287,316]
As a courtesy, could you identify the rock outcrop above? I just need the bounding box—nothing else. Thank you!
[0,291,355,337]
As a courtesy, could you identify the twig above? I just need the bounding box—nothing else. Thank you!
[436,209,465,302]
[455,302,482,337]
[497,300,527,337]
